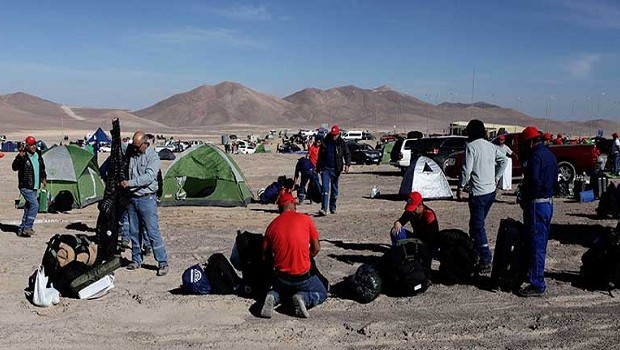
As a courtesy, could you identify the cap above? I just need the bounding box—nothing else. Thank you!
[521,126,540,141]
[404,191,423,212]
[25,136,37,146]
[557,133,563,138]
[277,192,296,206]
[330,124,340,135]
[498,135,506,141]
[543,132,552,141]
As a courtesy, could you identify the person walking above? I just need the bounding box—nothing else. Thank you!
[516,126,558,297]
[457,120,507,274]
[496,134,513,191]
[121,131,169,276]
[260,193,327,318]
[12,136,46,237]
[316,124,350,216]
[611,132,620,176]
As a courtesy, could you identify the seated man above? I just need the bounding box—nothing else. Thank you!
[261,193,327,318]
[390,191,439,255]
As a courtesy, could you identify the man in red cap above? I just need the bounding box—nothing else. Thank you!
[553,133,563,145]
[611,132,620,176]
[12,136,47,237]
[261,192,327,318]
[542,132,552,147]
[390,191,439,255]
[316,124,351,216]
[517,126,558,297]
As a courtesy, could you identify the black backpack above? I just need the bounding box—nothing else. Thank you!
[382,238,430,296]
[306,174,322,204]
[235,231,274,298]
[49,190,75,212]
[581,225,620,294]
[42,234,97,284]
[204,253,242,295]
[596,183,618,219]
[348,263,383,303]
[491,218,527,292]
[437,229,477,285]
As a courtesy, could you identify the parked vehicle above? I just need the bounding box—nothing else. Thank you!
[444,133,600,182]
[347,141,382,165]
[390,137,421,172]
[342,130,364,141]
[236,140,256,154]
[389,136,466,173]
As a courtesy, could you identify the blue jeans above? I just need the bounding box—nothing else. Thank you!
[523,201,553,291]
[297,170,314,201]
[127,194,168,267]
[613,153,620,175]
[321,168,339,212]
[120,209,151,249]
[269,275,327,309]
[468,191,496,265]
[19,188,39,232]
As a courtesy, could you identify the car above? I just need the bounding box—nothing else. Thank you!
[99,145,111,153]
[342,130,364,141]
[236,140,256,154]
[390,136,467,173]
[389,137,422,172]
[347,141,382,165]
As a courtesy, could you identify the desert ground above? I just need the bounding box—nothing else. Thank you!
[1,129,620,350]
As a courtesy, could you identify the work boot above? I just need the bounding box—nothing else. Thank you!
[157,265,169,276]
[517,285,545,298]
[476,262,492,275]
[318,209,327,217]
[260,292,276,318]
[19,228,35,237]
[126,262,141,270]
[330,209,337,215]
[292,293,309,318]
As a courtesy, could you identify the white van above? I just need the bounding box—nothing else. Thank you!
[342,130,363,141]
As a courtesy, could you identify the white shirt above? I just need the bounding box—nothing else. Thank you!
[497,143,513,156]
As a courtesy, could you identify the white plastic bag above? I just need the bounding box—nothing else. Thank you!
[32,266,60,307]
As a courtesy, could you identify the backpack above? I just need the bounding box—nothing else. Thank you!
[204,253,241,294]
[306,173,322,203]
[259,182,283,204]
[382,238,430,296]
[491,218,527,292]
[596,183,618,218]
[348,263,383,303]
[49,190,74,213]
[580,225,620,294]
[182,264,211,295]
[235,231,273,298]
[437,229,477,285]
[42,234,97,283]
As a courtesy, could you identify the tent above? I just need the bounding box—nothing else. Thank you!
[1,141,17,152]
[255,143,271,153]
[42,145,105,208]
[158,148,176,160]
[381,141,395,164]
[86,127,112,144]
[399,155,453,200]
[159,144,253,207]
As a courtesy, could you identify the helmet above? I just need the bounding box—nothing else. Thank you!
[520,126,540,141]
[25,136,37,146]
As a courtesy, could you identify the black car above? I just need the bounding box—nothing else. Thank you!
[347,142,382,165]
[407,136,467,170]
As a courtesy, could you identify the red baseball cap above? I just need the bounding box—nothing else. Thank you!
[498,135,506,141]
[521,126,540,141]
[25,136,37,145]
[404,191,423,212]
[277,192,296,206]
[330,124,340,135]
[543,132,552,141]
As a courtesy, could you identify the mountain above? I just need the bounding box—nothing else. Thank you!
[134,81,304,127]
[438,102,499,109]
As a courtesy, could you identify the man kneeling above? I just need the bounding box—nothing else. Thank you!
[261,193,327,318]
[390,191,439,257]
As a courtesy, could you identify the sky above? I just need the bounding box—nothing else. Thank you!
[0,0,619,121]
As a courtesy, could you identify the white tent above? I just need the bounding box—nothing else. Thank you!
[399,156,453,200]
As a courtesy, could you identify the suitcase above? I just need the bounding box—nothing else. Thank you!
[491,218,526,292]
[573,179,587,199]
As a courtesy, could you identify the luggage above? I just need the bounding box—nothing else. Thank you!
[580,189,595,203]
[437,229,477,285]
[382,238,430,296]
[306,173,322,203]
[591,172,609,199]
[182,264,211,295]
[580,224,620,293]
[204,253,241,294]
[491,218,526,292]
[597,183,619,218]
[50,190,74,212]
[37,188,49,213]
[42,234,98,282]
[235,231,273,297]
[348,263,382,303]
[573,179,587,199]
[68,257,121,296]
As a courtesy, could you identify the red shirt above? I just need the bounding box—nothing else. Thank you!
[397,205,439,241]
[308,145,320,167]
[263,211,319,276]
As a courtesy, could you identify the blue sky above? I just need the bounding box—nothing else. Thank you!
[0,0,618,120]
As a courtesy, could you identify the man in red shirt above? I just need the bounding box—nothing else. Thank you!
[390,191,439,255]
[261,193,327,318]
[307,136,321,167]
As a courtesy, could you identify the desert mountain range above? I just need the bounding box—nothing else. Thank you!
[0,82,617,135]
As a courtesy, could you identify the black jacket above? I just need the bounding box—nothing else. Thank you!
[12,150,47,189]
[316,134,351,175]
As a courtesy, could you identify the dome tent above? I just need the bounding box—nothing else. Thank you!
[399,155,453,200]
[42,145,105,208]
[159,144,253,207]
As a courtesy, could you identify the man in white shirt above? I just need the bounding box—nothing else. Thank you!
[496,134,513,191]
[457,120,507,274]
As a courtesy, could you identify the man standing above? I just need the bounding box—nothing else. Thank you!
[316,124,350,216]
[611,132,620,176]
[457,120,507,274]
[12,136,46,237]
[120,131,169,276]
[307,136,321,167]
[517,126,558,297]
[261,193,327,318]
[390,191,439,256]
[496,134,513,191]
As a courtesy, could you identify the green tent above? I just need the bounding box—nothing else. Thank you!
[42,145,105,208]
[381,141,395,164]
[255,143,271,153]
[159,144,253,207]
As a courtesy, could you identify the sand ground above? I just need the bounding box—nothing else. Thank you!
[1,136,619,349]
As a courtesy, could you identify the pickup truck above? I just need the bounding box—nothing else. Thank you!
[444,133,600,182]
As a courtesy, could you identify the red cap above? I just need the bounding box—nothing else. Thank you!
[277,192,296,206]
[25,136,37,145]
[330,124,340,135]
[543,132,552,141]
[498,135,505,141]
[613,133,619,139]
[404,191,423,212]
[521,126,540,141]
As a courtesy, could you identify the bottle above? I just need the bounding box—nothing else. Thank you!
[370,185,378,199]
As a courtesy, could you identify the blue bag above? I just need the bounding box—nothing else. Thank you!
[580,189,595,203]
[182,264,211,295]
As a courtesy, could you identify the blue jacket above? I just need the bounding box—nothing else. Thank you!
[295,157,314,177]
[522,143,558,201]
